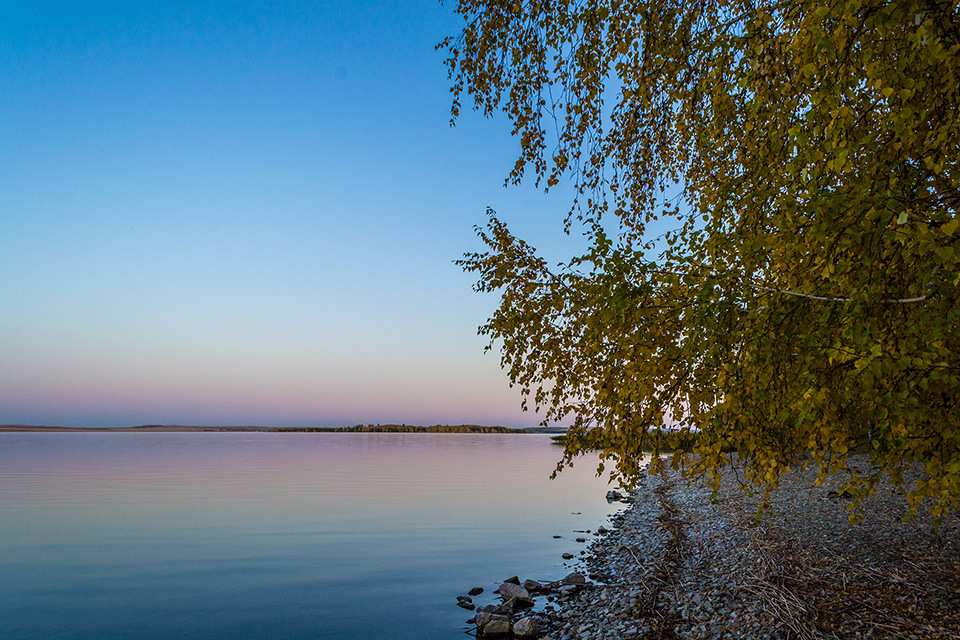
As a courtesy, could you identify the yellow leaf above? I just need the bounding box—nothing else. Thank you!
[943,217,959,236]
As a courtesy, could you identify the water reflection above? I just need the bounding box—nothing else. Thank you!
[0,433,626,640]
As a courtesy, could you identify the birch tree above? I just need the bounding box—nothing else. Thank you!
[443,0,960,519]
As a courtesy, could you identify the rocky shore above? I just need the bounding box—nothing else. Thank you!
[460,456,960,639]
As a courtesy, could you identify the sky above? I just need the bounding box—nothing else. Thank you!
[0,0,595,428]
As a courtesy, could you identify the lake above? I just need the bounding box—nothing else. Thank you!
[0,432,626,640]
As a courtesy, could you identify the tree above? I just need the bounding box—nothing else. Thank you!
[441,0,960,520]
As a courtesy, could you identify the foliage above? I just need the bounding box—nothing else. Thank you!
[442,0,960,519]
[276,424,519,433]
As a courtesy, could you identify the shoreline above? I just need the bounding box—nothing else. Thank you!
[475,456,959,639]
[0,424,566,434]
[0,425,278,432]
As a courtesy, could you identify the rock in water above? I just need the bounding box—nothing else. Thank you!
[513,617,540,638]
[562,572,586,585]
[522,579,541,592]
[476,612,511,637]
[606,490,623,501]
[468,586,484,596]
[503,595,535,610]
[477,603,512,616]
[562,552,574,559]
[483,618,511,636]
[497,581,530,601]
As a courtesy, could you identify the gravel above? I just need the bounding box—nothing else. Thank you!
[530,455,960,640]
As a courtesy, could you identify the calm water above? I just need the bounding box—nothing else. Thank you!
[0,432,626,640]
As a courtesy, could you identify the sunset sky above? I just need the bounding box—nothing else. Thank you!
[0,1,596,427]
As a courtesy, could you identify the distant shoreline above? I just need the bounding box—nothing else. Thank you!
[0,424,568,434]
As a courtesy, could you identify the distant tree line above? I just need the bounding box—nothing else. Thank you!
[274,424,521,434]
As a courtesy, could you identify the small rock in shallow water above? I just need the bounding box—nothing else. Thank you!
[562,572,587,585]
[468,586,484,596]
[480,617,511,636]
[497,582,530,601]
[513,617,540,637]
[504,595,535,610]
[522,579,541,592]
[562,552,575,559]
[475,611,508,629]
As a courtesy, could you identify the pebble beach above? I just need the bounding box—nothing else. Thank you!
[466,455,960,639]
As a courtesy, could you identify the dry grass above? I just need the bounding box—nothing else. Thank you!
[720,459,960,640]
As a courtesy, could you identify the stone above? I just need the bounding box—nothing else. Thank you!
[513,617,540,637]
[480,617,511,636]
[576,537,586,543]
[562,572,586,585]
[503,575,521,585]
[497,581,530,601]
[562,553,575,559]
[522,579,542,592]
[503,595,535,610]
[475,611,510,632]
[476,603,512,616]
[468,586,484,596]
[605,490,623,500]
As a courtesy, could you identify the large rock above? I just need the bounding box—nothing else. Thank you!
[476,612,511,637]
[522,579,542,593]
[497,581,530,601]
[477,603,512,616]
[562,572,586,585]
[503,595,535,610]
[513,617,540,638]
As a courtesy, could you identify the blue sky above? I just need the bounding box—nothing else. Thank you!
[0,1,593,427]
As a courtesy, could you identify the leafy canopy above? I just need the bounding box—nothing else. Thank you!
[442,0,960,519]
